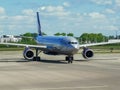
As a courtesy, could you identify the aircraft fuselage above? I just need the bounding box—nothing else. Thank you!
[36,36,79,55]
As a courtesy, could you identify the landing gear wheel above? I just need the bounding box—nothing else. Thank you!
[32,48,41,61]
[66,56,74,64]
[33,57,41,61]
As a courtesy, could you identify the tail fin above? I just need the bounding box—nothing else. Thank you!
[37,12,42,36]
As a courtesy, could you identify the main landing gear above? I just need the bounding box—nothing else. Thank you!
[33,48,41,61]
[66,56,74,64]
[33,49,74,64]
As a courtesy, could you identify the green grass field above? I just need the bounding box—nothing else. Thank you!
[88,43,120,53]
[0,47,24,51]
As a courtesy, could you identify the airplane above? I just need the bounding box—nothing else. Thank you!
[0,12,120,63]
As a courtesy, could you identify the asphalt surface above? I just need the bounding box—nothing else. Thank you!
[0,51,120,90]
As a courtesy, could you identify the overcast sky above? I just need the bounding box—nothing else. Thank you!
[0,0,120,36]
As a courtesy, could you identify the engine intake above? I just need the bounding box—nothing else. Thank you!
[82,47,94,59]
[23,47,34,60]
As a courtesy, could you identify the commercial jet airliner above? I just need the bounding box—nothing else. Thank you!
[0,12,120,63]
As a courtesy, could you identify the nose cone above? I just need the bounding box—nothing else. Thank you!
[73,44,79,50]
[73,44,79,52]
[69,44,79,54]
[64,36,79,54]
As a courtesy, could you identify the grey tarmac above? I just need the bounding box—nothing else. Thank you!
[0,51,120,90]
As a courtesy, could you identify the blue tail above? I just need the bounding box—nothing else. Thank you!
[37,12,42,36]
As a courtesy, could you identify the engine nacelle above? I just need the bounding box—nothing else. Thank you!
[23,47,34,60]
[82,47,94,59]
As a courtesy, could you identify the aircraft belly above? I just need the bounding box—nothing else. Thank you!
[47,47,69,55]
[60,47,77,55]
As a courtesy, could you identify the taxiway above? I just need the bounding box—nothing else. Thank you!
[0,51,120,90]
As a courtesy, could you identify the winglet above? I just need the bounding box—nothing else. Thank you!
[37,12,42,36]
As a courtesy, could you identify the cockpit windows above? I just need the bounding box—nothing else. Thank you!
[68,42,78,44]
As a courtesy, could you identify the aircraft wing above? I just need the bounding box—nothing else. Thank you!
[79,41,120,48]
[0,42,46,49]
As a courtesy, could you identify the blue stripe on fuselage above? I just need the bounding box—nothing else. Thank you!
[36,36,64,46]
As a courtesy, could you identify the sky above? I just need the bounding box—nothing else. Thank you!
[0,0,120,36]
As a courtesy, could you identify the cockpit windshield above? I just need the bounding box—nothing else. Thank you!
[68,42,78,44]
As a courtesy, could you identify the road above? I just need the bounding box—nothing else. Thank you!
[0,51,120,90]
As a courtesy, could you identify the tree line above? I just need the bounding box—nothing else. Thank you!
[20,32,118,44]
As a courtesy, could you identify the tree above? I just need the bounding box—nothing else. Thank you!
[23,32,32,37]
[80,33,88,43]
[20,32,37,44]
[61,33,66,36]
[109,35,115,39]
[67,33,74,37]
[54,33,61,36]
[42,32,47,36]
[54,32,66,36]
[80,33,107,43]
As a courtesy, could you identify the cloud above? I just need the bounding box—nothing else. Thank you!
[115,0,120,6]
[63,2,70,7]
[0,16,7,20]
[40,6,64,12]
[0,7,5,14]
[91,0,113,5]
[88,12,106,19]
[98,25,119,31]
[11,15,26,21]
[22,9,34,15]
[0,7,38,35]
[0,14,36,34]
[0,1,119,36]
[39,5,70,17]
[105,9,115,14]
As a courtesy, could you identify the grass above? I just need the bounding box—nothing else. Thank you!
[0,48,24,51]
[0,45,24,51]
[86,44,120,53]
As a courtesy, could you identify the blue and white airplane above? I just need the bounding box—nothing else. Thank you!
[0,12,120,63]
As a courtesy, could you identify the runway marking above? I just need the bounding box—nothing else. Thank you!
[22,85,108,90]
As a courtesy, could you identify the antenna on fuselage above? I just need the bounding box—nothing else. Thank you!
[37,12,42,36]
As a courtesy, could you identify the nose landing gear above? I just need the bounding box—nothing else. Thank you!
[66,56,74,64]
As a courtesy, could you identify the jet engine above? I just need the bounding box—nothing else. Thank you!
[23,47,34,60]
[82,47,94,59]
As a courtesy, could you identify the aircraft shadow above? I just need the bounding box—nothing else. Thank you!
[40,59,67,64]
[0,58,67,64]
[0,58,29,62]
[74,59,90,62]
[0,58,97,64]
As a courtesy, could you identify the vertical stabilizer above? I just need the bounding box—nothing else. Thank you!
[37,12,42,36]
